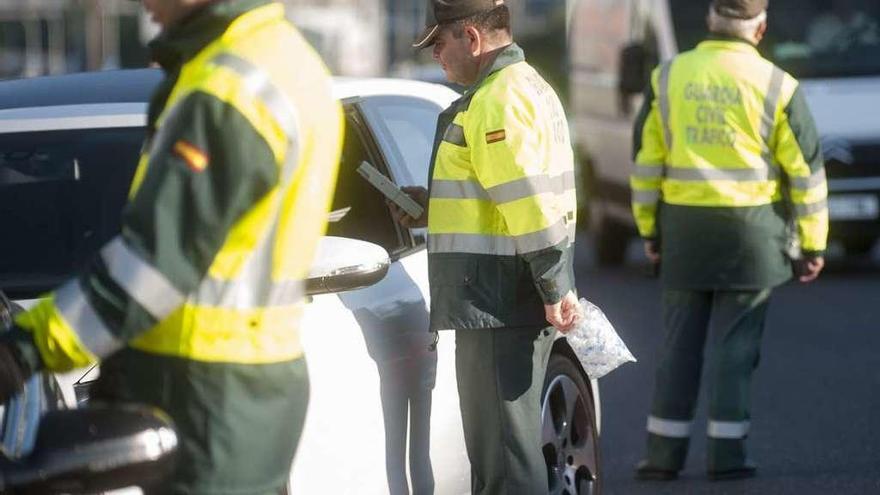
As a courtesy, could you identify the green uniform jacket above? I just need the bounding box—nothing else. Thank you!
[631,37,828,289]
[427,45,578,331]
[3,0,342,492]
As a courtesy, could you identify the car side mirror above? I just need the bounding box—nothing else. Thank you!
[1,403,177,494]
[305,236,390,296]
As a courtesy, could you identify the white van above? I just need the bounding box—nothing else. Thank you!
[569,0,880,264]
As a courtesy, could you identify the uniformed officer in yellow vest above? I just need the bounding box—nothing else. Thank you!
[631,0,828,481]
[0,0,342,492]
[390,1,581,492]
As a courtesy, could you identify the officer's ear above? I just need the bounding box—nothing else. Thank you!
[465,25,482,56]
[754,19,768,44]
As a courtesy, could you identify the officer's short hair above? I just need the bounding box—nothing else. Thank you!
[447,6,511,40]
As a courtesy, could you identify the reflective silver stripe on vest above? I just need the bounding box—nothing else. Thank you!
[101,237,185,320]
[172,53,305,310]
[55,279,123,359]
[442,123,467,147]
[212,52,301,182]
[515,219,570,253]
[707,420,750,439]
[794,198,828,217]
[658,61,673,149]
[428,219,569,255]
[429,233,516,256]
[665,166,777,182]
[431,179,491,201]
[647,415,692,438]
[431,172,576,204]
[487,171,576,204]
[760,68,785,142]
[195,273,303,310]
[790,169,826,191]
[760,67,786,169]
[632,189,661,204]
[633,163,664,179]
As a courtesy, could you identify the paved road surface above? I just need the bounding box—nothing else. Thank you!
[574,236,880,495]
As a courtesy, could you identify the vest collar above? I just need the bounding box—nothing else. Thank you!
[149,0,272,72]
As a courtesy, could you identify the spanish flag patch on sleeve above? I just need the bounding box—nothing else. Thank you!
[485,129,506,144]
[173,140,209,172]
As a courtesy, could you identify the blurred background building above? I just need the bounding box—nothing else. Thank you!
[0,0,148,78]
[0,0,570,96]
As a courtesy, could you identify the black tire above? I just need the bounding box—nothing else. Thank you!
[541,353,601,495]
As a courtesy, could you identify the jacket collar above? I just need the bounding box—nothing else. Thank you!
[698,34,760,54]
[149,0,271,72]
[464,42,525,96]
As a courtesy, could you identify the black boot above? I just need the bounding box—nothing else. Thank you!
[634,460,679,481]
[707,460,757,481]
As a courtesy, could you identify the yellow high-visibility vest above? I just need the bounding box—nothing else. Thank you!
[631,39,828,254]
[16,3,343,368]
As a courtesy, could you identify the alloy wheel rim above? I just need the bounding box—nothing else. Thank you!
[541,374,598,495]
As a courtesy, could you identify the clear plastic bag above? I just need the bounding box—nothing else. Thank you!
[565,298,636,380]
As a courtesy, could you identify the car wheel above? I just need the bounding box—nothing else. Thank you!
[541,353,601,495]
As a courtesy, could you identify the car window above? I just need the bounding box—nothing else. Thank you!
[359,95,442,189]
[325,108,407,255]
[0,128,143,297]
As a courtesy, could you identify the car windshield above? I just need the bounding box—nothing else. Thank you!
[670,0,880,79]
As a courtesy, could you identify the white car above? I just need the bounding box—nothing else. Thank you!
[0,70,601,495]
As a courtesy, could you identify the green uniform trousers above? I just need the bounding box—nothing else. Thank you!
[455,326,556,495]
[92,349,310,495]
[645,288,771,472]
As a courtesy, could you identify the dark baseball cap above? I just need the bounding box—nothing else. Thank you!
[412,0,506,49]
[711,0,768,19]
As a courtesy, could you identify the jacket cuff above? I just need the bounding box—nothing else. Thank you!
[801,249,825,259]
[536,275,573,306]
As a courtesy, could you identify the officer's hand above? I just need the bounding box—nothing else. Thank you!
[545,291,582,335]
[644,240,660,264]
[388,186,428,229]
[798,256,825,283]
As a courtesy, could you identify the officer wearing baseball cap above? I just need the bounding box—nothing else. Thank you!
[394,0,582,493]
[632,0,827,482]
[412,0,507,48]
[711,0,768,19]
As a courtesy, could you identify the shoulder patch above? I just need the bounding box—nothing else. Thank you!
[173,140,209,172]
[485,129,506,144]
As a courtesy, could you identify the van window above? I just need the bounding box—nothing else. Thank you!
[670,0,880,78]
[0,128,143,298]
